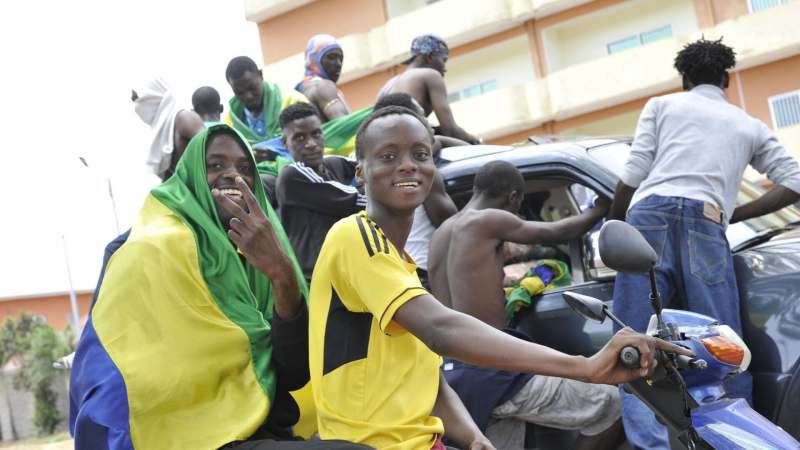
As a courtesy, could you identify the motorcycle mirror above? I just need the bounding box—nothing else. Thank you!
[562,292,607,324]
[598,220,657,275]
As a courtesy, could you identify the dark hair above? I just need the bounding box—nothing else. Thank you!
[674,37,736,86]
[354,106,433,161]
[191,86,221,115]
[225,56,259,81]
[207,127,249,156]
[473,160,524,199]
[279,103,320,129]
[375,93,418,112]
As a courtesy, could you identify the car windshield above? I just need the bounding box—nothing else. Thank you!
[588,143,800,246]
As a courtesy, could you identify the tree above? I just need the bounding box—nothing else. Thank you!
[0,312,74,437]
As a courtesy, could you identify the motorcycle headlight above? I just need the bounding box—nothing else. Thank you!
[704,325,751,371]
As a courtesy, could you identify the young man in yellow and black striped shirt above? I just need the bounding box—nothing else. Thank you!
[308,106,691,450]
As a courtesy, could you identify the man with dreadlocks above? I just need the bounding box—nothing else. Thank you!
[607,37,800,449]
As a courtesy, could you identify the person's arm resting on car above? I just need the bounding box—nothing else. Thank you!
[731,123,800,224]
[485,196,610,245]
[426,73,480,144]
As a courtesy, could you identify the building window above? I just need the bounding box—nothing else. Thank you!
[607,25,673,55]
[448,79,499,103]
[748,0,790,13]
[769,90,800,129]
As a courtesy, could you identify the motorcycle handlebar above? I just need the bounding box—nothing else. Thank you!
[619,346,706,370]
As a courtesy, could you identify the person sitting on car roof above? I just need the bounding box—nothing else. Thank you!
[376,34,482,145]
[607,37,800,450]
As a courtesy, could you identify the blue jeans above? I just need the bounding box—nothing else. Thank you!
[611,195,753,450]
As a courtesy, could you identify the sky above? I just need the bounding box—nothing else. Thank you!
[0,0,264,297]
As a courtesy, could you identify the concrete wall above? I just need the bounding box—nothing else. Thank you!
[736,55,800,128]
[259,0,592,87]
[385,0,430,18]
[453,2,800,140]
[0,359,70,441]
[249,0,799,144]
[444,34,536,95]
[0,292,92,331]
[256,0,388,64]
[542,0,699,71]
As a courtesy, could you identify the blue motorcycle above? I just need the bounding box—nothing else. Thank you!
[562,220,800,450]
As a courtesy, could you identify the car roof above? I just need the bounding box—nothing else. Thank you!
[436,137,630,192]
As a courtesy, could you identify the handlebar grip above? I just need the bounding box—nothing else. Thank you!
[620,346,641,369]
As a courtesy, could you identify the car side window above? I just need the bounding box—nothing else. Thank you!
[568,183,615,282]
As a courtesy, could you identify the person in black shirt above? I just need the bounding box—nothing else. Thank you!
[277,103,366,284]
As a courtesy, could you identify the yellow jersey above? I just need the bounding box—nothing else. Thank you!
[309,211,444,450]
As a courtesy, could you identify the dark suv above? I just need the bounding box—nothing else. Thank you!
[436,137,800,441]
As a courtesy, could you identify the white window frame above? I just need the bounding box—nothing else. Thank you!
[606,24,673,55]
[768,90,800,130]
[747,0,790,13]
[448,79,499,104]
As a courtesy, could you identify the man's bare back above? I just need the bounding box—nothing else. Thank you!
[378,68,440,117]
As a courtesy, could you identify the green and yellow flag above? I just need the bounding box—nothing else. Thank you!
[72,124,307,448]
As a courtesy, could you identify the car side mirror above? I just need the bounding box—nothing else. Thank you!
[584,230,616,281]
[598,220,656,275]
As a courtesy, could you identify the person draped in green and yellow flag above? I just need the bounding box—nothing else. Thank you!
[69,124,369,449]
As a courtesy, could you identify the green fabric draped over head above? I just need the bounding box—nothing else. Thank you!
[228,80,285,144]
[150,124,308,403]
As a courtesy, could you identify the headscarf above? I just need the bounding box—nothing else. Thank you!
[295,34,342,91]
[70,124,308,449]
[133,77,181,180]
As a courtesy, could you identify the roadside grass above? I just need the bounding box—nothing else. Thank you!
[0,432,72,448]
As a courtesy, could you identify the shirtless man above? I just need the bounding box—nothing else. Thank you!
[377,34,481,144]
[192,86,224,126]
[132,78,205,182]
[296,34,349,123]
[428,161,622,450]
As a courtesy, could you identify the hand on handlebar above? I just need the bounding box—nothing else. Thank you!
[585,327,693,385]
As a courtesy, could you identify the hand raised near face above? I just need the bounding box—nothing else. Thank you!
[211,177,294,281]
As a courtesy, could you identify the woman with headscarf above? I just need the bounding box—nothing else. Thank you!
[296,34,350,123]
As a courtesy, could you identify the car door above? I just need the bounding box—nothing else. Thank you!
[508,169,618,358]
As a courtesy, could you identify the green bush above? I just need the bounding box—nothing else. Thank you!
[0,312,75,436]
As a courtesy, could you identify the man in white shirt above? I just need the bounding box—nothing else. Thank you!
[608,37,800,450]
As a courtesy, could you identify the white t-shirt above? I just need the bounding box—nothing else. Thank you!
[406,205,436,271]
[621,85,800,225]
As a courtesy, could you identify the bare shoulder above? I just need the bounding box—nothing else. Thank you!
[175,110,204,136]
[458,208,519,232]
[306,78,338,96]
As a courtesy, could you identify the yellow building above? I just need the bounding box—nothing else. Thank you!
[244,0,800,184]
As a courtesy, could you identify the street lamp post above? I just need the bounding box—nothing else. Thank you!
[61,235,81,333]
[80,157,121,235]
